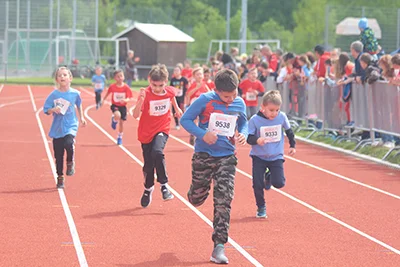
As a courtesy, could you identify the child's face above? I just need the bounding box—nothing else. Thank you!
[378,62,386,71]
[360,61,368,70]
[194,70,204,82]
[114,72,125,83]
[248,69,258,81]
[203,72,210,81]
[173,67,181,77]
[393,64,400,70]
[298,60,305,67]
[56,69,72,87]
[95,68,102,76]
[261,103,280,120]
[149,79,167,94]
[215,89,237,104]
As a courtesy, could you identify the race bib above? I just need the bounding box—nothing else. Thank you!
[246,91,257,101]
[175,88,183,97]
[54,98,70,115]
[113,92,126,103]
[149,99,170,116]
[94,83,103,89]
[208,113,237,137]
[260,125,282,143]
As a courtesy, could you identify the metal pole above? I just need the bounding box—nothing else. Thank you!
[4,1,9,81]
[226,0,230,53]
[26,0,30,70]
[72,0,77,62]
[49,0,53,69]
[95,0,99,63]
[397,9,400,49]
[324,5,329,49]
[16,0,20,73]
[56,0,60,65]
[240,0,247,53]
[361,6,365,17]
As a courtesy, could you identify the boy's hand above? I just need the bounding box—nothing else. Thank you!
[236,133,246,145]
[174,108,183,118]
[80,117,87,127]
[203,132,218,145]
[53,106,62,114]
[355,76,362,84]
[257,137,267,146]
[288,148,296,156]
[138,88,146,100]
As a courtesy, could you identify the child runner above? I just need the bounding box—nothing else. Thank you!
[132,64,183,208]
[203,66,216,90]
[91,66,107,109]
[186,67,210,145]
[247,90,296,218]
[180,69,248,264]
[238,67,265,119]
[43,66,87,189]
[101,69,132,145]
[170,65,189,130]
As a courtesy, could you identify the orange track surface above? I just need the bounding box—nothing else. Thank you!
[0,85,399,266]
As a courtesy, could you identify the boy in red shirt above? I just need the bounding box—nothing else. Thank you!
[132,64,183,208]
[238,67,265,118]
[101,69,132,145]
[203,66,216,90]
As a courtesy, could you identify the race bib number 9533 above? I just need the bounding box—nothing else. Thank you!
[208,113,237,137]
[260,125,282,143]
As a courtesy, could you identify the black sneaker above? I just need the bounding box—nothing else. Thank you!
[140,188,153,208]
[66,161,75,176]
[56,176,64,189]
[264,168,271,190]
[161,185,174,201]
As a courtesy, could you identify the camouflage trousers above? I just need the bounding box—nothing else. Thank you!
[188,152,237,245]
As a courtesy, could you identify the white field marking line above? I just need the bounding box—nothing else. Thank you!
[28,85,88,267]
[84,104,263,267]
[161,130,400,255]
[0,84,4,94]
[0,98,44,108]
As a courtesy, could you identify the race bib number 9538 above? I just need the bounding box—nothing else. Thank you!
[260,125,282,143]
[208,113,237,137]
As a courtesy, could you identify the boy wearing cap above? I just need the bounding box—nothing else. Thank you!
[358,17,380,56]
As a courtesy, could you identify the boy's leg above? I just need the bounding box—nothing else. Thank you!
[52,137,65,176]
[269,159,286,189]
[251,156,268,208]
[151,133,169,184]
[117,106,126,145]
[172,105,179,127]
[188,152,214,207]
[141,142,155,208]
[212,154,237,246]
[95,91,101,105]
[110,105,120,130]
[64,134,76,176]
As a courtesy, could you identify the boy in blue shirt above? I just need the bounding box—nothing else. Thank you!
[180,69,248,265]
[247,90,296,218]
[91,66,107,109]
[43,66,87,189]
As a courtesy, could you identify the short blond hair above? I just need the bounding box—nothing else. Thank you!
[262,90,282,106]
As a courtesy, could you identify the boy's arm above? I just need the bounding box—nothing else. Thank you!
[246,119,258,145]
[43,93,58,115]
[132,88,145,119]
[171,96,183,118]
[180,94,207,139]
[101,88,111,103]
[283,114,296,148]
[75,93,86,125]
[236,99,248,145]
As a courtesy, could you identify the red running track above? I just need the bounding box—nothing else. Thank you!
[0,84,399,266]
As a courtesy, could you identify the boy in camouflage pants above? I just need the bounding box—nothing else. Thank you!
[180,69,248,264]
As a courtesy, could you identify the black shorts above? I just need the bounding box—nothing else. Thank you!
[110,104,128,121]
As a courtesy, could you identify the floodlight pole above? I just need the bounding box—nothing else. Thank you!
[240,0,247,53]
[226,0,230,53]
[72,0,77,62]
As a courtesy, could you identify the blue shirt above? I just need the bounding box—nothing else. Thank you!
[91,74,107,92]
[180,91,248,157]
[248,111,290,161]
[43,88,82,139]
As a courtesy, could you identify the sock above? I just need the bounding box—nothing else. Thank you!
[112,116,117,123]
[145,186,154,192]
[161,183,168,189]
[118,132,123,138]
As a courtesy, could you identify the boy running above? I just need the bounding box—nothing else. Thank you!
[91,66,107,109]
[132,64,183,208]
[180,69,248,264]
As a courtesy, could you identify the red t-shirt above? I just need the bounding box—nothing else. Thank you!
[138,86,175,144]
[239,79,265,107]
[187,82,209,102]
[181,68,193,80]
[204,79,216,90]
[107,83,132,106]
[314,52,331,78]
[345,63,354,76]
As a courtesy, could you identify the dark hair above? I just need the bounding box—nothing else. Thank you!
[391,54,400,65]
[314,45,325,56]
[360,53,373,65]
[214,69,239,92]
[260,62,269,69]
[113,69,123,77]
[149,64,169,81]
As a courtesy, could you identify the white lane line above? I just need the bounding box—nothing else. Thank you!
[84,104,263,267]
[165,133,400,255]
[28,85,88,267]
[0,84,4,94]
[0,98,44,108]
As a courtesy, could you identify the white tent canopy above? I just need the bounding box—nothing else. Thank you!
[336,17,382,39]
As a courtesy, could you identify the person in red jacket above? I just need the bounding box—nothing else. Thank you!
[132,64,183,208]
[238,67,265,118]
[313,45,330,78]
